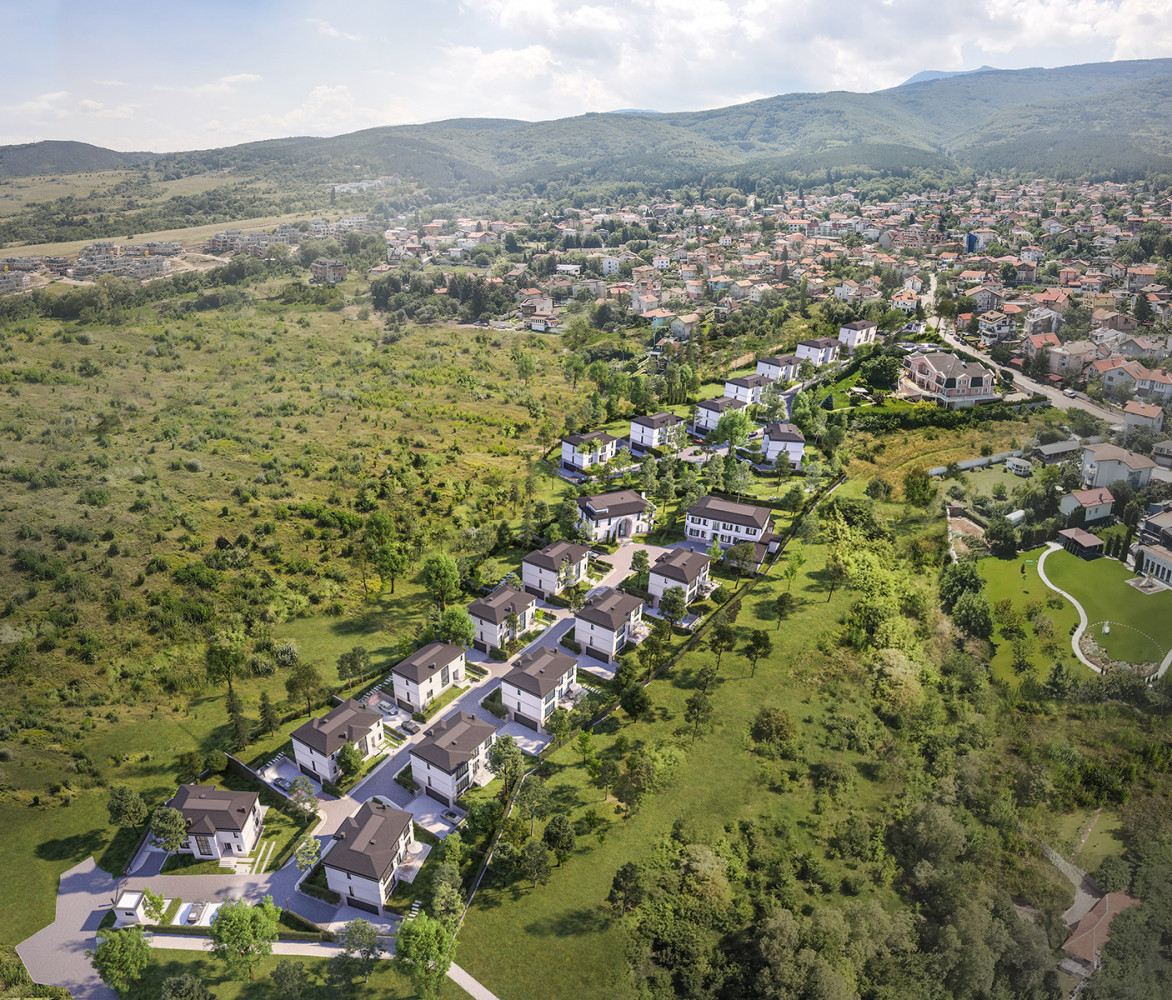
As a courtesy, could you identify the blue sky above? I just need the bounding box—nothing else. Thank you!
[2,0,1171,151]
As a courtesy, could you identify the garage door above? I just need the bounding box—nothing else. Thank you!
[424,787,451,806]
[345,898,378,915]
[513,713,541,732]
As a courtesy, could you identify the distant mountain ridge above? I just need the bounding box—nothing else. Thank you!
[4,58,1172,187]
[898,66,998,87]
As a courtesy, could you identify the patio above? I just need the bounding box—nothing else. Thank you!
[402,792,465,839]
[395,841,432,884]
[261,755,320,795]
[496,721,551,756]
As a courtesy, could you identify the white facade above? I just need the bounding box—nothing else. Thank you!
[560,431,618,471]
[756,355,799,382]
[575,589,645,663]
[1080,444,1156,490]
[390,643,466,714]
[724,375,772,405]
[576,490,653,542]
[684,496,772,550]
[647,549,711,608]
[520,541,590,598]
[500,647,578,733]
[762,422,805,469]
[838,321,877,354]
[291,701,384,783]
[630,412,684,451]
[693,397,747,433]
[795,338,840,365]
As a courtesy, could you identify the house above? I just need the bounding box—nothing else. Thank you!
[500,646,578,732]
[1023,308,1060,337]
[292,700,384,783]
[724,374,773,406]
[1080,443,1156,489]
[756,354,800,382]
[391,642,466,714]
[694,396,747,434]
[671,313,701,339]
[576,490,653,542]
[322,799,414,915]
[795,337,840,366]
[902,352,1001,409]
[630,412,684,452]
[1050,340,1099,376]
[467,586,536,653]
[1059,488,1115,524]
[1152,439,1172,468]
[685,495,775,552]
[838,320,877,354]
[576,588,645,662]
[1024,332,1060,360]
[409,712,496,806]
[977,310,1016,344]
[647,548,711,608]
[1124,399,1165,433]
[1056,527,1106,560]
[1033,439,1083,465]
[560,431,619,471]
[310,258,348,284]
[762,422,805,469]
[521,541,590,599]
[168,784,263,861]
[1061,893,1139,972]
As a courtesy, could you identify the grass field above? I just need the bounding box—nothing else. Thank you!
[978,548,1086,686]
[1045,549,1172,666]
[848,421,1034,485]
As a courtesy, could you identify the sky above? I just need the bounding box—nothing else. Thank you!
[3,0,1172,152]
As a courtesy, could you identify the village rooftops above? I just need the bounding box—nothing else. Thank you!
[392,642,465,685]
[650,547,710,585]
[324,800,412,881]
[577,490,650,520]
[412,712,495,772]
[578,588,645,631]
[467,586,535,625]
[1084,443,1157,470]
[631,412,683,429]
[687,495,772,530]
[169,785,258,835]
[522,540,590,573]
[503,646,576,698]
[291,700,381,757]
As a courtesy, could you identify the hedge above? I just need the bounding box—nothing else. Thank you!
[560,636,582,654]
[488,646,508,661]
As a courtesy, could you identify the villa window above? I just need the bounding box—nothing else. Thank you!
[195,836,212,855]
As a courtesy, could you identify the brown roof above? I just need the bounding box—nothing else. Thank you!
[1062,892,1139,964]
[411,712,495,773]
[577,587,644,631]
[577,490,650,522]
[467,586,535,625]
[292,699,381,757]
[687,495,772,530]
[503,646,577,698]
[169,784,258,835]
[649,547,710,585]
[522,540,590,573]
[393,642,465,684]
[1058,527,1104,548]
[323,799,412,881]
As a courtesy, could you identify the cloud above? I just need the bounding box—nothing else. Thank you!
[77,99,135,119]
[157,73,262,96]
[311,18,362,42]
[6,90,70,114]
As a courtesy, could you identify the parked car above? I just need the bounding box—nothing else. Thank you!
[378,700,396,713]
[1063,388,1077,398]
[400,720,421,735]
[442,809,462,825]
[186,902,206,925]
[273,776,292,792]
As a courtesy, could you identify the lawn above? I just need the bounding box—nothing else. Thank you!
[456,539,895,999]
[160,854,233,876]
[977,549,1086,686]
[1044,549,1172,666]
[848,420,1034,483]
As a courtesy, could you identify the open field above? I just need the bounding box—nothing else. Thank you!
[847,420,1034,483]
[1045,549,1172,665]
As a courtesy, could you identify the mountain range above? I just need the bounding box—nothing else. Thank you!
[3,59,1172,190]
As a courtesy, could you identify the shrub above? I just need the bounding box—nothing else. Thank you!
[488,646,507,661]
[560,636,582,654]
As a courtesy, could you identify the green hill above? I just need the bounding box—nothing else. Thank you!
[0,139,150,177]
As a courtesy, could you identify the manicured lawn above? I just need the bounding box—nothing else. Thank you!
[1044,550,1172,666]
[160,854,234,876]
[457,540,896,999]
[978,549,1086,686]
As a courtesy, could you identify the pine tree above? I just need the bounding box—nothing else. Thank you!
[258,692,280,735]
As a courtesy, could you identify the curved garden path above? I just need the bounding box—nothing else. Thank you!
[1036,543,1099,674]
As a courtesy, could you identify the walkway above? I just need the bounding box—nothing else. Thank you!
[1036,543,1099,673]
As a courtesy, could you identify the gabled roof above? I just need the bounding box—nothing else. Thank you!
[323,800,412,882]
[292,700,382,757]
[696,395,747,413]
[1069,488,1114,508]
[1062,892,1138,964]
[393,642,465,685]
[687,495,772,530]
[631,412,682,429]
[577,490,650,522]
[467,586,535,625]
[411,712,495,773]
[577,587,644,631]
[649,547,710,585]
[503,645,576,698]
[169,784,258,835]
[764,421,805,444]
[522,540,590,573]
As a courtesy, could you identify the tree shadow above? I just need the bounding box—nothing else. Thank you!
[35,828,106,862]
[523,904,609,937]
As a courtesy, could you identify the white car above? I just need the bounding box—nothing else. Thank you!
[1063,388,1076,398]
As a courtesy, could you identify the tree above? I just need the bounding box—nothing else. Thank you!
[985,515,1018,558]
[435,607,476,646]
[659,586,688,630]
[208,896,280,981]
[630,548,651,587]
[939,560,983,613]
[149,805,188,853]
[545,707,571,747]
[206,637,245,695]
[774,591,796,628]
[521,839,553,887]
[695,664,718,693]
[394,912,454,1000]
[337,741,363,782]
[710,407,752,450]
[598,758,620,800]
[684,690,714,744]
[420,552,461,610]
[258,691,280,736]
[486,734,524,796]
[564,354,586,388]
[288,775,318,817]
[745,629,773,677]
[543,813,577,866]
[285,661,324,717]
[515,778,552,835]
[141,885,166,924]
[516,353,536,385]
[107,785,148,834]
[271,959,311,1000]
[340,918,383,983]
[726,541,755,580]
[88,926,150,993]
[751,706,796,746]
[619,683,652,721]
[294,834,320,873]
[709,621,736,669]
[952,590,994,640]
[608,861,646,912]
[177,750,205,784]
[574,729,595,767]
[336,646,371,690]
[160,973,215,1000]
[903,468,936,507]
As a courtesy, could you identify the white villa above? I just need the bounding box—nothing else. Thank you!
[576,490,653,541]
[168,784,264,862]
[500,645,578,733]
[756,354,800,382]
[409,712,496,806]
[693,396,747,434]
[467,586,536,653]
[291,700,384,784]
[762,422,805,469]
[560,430,619,471]
[390,642,466,714]
[724,374,773,406]
[685,495,775,553]
[838,320,877,354]
[576,587,645,662]
[647,548,711,608]
[521,540,590,599]
[630,412,684,451]
[322,799,414,915]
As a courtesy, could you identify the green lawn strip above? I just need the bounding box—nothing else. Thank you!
[384,824,444,913]
[977,549,1086,686]
[1044,550,1172,665]
[457,544,878,999]
[421,684,470,722]
[136,950,467,1000]
[160,854,233,876]
[161,896,183,925]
